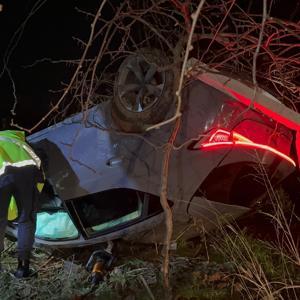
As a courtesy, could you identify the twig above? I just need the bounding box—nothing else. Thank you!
[139,274,156,300]
[160,117,181,291]
[0,0,48,118]
[1,240,15,254]
[146,0,207,132]
[200,0,236,62]
[251,0,267,107]
[31,256,55,277]
[11,0,108,133]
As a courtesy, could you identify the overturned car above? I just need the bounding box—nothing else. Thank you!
[6,52,300,248]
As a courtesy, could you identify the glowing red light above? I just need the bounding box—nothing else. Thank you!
[208,129,231,142]
[201,129,296,167]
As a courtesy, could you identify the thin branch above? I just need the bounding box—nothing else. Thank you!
[11,0,108,132]
[252,0,268,88]
[146,0,207,132]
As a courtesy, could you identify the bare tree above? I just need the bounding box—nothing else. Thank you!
[3,0,299,294]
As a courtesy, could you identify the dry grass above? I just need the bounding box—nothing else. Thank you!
[211,188,300,300]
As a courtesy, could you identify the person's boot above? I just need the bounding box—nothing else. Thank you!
[14,259,31,278]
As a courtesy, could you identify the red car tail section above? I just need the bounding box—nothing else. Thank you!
[200,129,296,167]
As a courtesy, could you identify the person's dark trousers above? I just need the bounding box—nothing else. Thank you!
[0,165,40,261]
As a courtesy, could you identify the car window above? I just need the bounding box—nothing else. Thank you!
[68,189,172,237]
[71,189,143,236]
[36,180,79,240]
[36,210,79,240]
[91,200,142,232]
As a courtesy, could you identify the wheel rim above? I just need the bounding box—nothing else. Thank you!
[117,55,166,113]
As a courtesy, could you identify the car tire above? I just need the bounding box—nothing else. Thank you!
[112,49,174,133]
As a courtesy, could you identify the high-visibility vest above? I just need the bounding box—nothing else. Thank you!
[7,183,44,221]
[8,196,18,221]
[0,130,43,221]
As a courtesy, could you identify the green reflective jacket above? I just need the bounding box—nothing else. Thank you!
[0,130,41,220]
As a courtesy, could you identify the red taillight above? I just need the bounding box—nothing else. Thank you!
[208,129,231,143]
[201,129,296,167]
[207,129,253,143]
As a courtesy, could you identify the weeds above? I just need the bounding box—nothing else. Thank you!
[211,190,300,300]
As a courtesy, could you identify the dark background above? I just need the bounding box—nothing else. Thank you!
[0,0,299,131]
[0,0,100,129]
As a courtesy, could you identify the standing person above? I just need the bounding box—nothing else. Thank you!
[0,129,43,278]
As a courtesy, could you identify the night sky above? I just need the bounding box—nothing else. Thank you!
[0,0,100,129]
[0,0,299,131]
